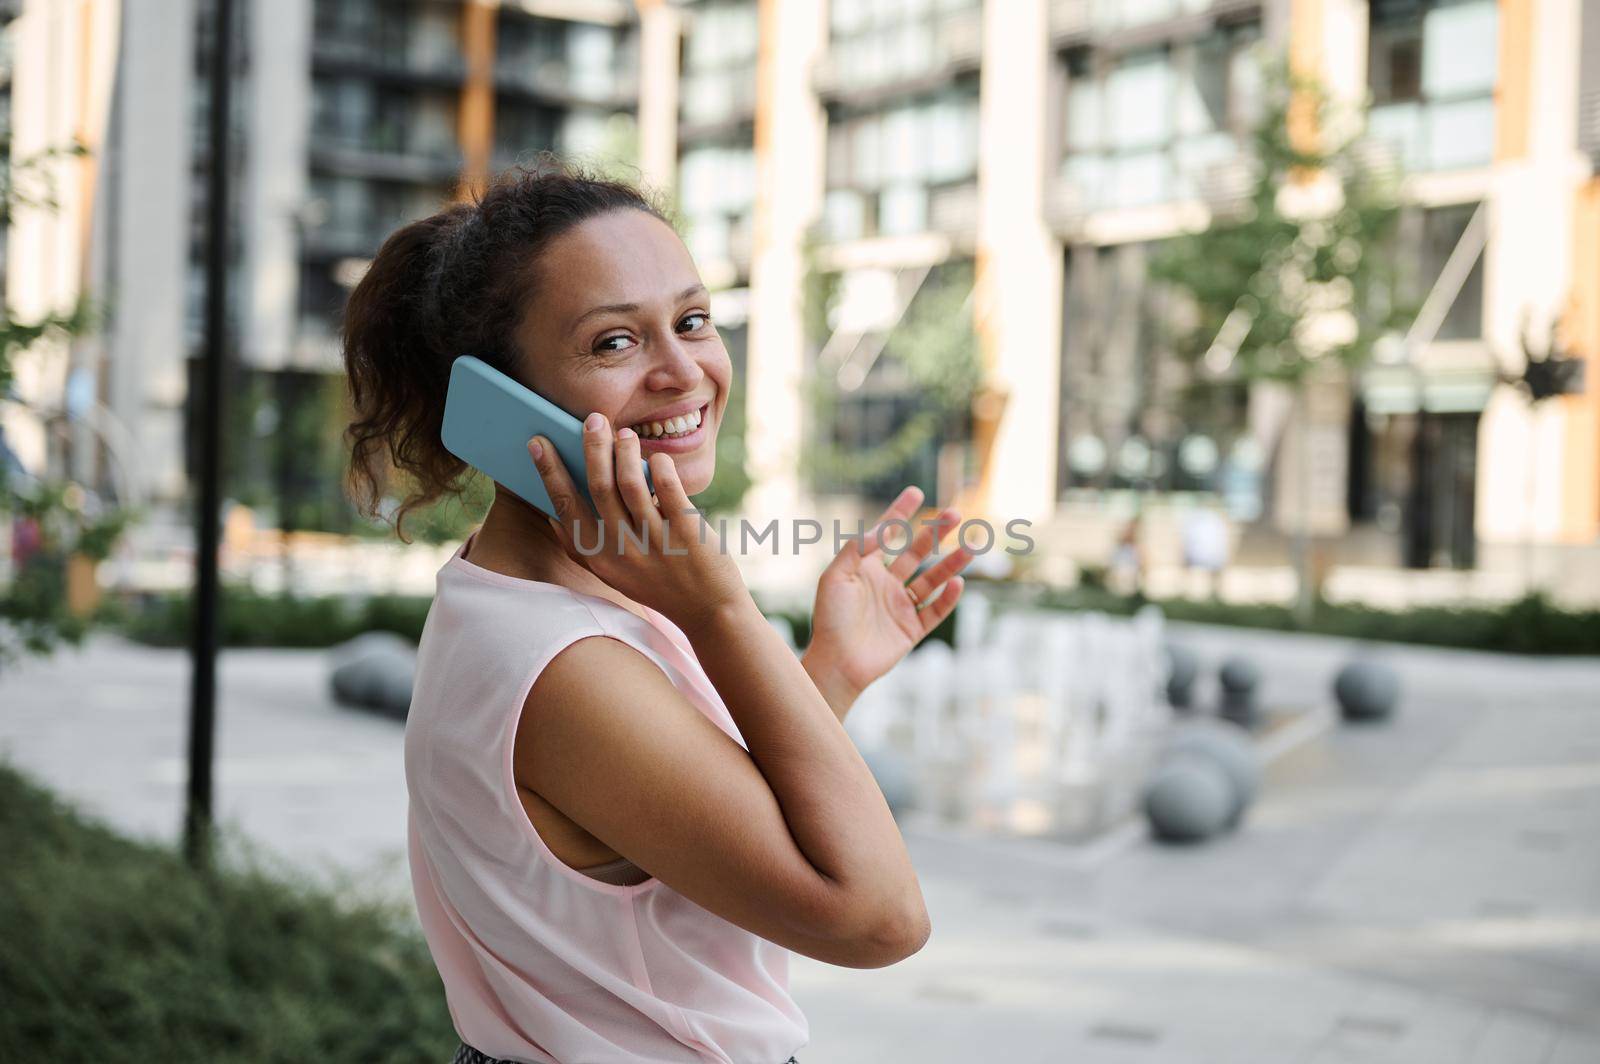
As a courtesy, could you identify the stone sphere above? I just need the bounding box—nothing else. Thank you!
[329,631,417,719]
[1218,656,1261,693]
[1163,643,1200,711]
[1334,659,1401,722]
[1163,719,1261,828]
[1143,753,1234,843]
[861,746,917,816]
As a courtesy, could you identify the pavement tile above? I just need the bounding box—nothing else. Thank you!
[4,627,1599,1063]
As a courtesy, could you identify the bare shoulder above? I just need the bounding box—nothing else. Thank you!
[509,632,908,967]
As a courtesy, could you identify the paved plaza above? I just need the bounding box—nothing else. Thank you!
[2,623,1597,1063]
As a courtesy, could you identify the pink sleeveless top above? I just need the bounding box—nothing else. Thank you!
[404,532,809,1063]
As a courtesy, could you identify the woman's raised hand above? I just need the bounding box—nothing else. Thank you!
[802,485,972,709]
[527,413,750,632]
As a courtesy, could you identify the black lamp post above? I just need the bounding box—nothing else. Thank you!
[184,0,235,873]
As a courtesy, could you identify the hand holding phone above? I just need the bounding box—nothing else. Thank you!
[527,414,751,634]
[440,355,654,521]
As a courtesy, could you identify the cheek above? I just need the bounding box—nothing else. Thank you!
[709,353,733,406]
[578,373,647,424]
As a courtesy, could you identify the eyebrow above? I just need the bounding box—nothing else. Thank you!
[569,284,709,335]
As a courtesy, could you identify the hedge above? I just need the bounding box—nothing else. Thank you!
[1031,585,1600,657]
[100,581,1597,657]
[0,759,457,1063]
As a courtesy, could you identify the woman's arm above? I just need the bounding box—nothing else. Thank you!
[678,595,929,947]
[800,647,862,723]
[529,422,930,950]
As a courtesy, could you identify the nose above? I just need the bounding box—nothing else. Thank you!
[644,332,705,393]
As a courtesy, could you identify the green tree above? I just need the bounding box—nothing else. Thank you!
[1150,58,1414,620]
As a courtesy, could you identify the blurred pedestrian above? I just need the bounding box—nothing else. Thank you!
[1109,513,1144,596]
[1181,507,1230,600]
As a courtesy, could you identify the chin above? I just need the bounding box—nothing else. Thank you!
[681,456,716,496]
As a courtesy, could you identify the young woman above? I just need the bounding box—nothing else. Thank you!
[343,160,973,1064]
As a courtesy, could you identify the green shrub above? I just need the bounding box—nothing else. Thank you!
[1031,586,1600,656]
[0,759,457,1063]
[112,586,970,655]
[115,575,1595,657]
[109,587,434,649]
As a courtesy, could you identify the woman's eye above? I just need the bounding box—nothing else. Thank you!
[595,334,634,353]
[678,313,711,333]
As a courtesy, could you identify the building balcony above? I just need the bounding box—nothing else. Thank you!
[814,6,983,107]
[310,36,467,88]
[1050,134,1252,221]
[1366,97,1496,175]
[307,132,464,185]
[821,180,978,250]
[1582,87,1600,169]
[493,58,637,109]
[1051,0,1262,51]
[679,66,758,140]
[299,226,386,262]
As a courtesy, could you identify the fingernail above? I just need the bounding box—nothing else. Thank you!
[585,412,603,433]
[529,439,544,461]
[618,426,635,440]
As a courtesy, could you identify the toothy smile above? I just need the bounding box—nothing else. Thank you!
[627,404,706,440]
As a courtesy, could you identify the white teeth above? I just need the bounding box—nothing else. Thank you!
[629,406,704,439]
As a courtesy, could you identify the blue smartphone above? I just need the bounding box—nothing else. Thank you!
[440,355,654,521]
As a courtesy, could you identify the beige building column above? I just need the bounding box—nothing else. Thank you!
[970,0,1061,527]
[633,0,681,198]
[458,0,498,200]
[744,0,826,523]
[241,0,311,372]
[3,0,123,484]
[1565,179,1600,542]
[1478,0,1591,553]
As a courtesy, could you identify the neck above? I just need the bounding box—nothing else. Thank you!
[469,484,647,618]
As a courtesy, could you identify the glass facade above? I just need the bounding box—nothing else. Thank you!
[678,0,759,274]
[1056,240,1250,497]
[1366,0,1499,172]
[1058,18,1262,212]
[824,91,979,240]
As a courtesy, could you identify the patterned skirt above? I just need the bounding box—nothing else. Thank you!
[451,1043,799,1064]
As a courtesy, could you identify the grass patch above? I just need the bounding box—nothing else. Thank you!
[0,759,457,1063]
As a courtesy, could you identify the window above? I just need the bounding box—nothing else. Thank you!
[1057,240,1247,496]
[1059,21,1261,212]
[1366,0,1498,171]
[823,89,979,239]
[1417,203,1484,341]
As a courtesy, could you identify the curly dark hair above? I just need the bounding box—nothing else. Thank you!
[341,156,671,543]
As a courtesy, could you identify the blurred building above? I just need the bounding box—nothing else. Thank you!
[3,0,641,541]
[5,0,1599,601]
[732,0,1600,598]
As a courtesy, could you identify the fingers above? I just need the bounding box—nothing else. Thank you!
[528,434,596,564]
[917,576,964,636]
[648,451,699,540]
[528,433,584,529]
[613,427,658,531]
[887,507,960,581]
[851,485,924,562]
[582,413,629,530]
[905,541,974,604]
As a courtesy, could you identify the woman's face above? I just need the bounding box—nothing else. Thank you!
[513,209,731,497]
